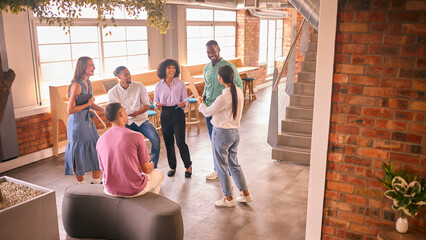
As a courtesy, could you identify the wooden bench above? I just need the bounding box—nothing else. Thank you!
[49,70,159,156]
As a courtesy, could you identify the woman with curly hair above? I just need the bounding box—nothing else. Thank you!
[154,59,192,178]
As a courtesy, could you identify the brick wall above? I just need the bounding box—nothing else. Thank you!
[323,0,426,239]
[15,111,111,156]
[236,10,266,85]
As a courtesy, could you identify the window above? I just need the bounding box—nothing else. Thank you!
[34,6,148,103]
[186,8,236,65]
[258,19,284,75]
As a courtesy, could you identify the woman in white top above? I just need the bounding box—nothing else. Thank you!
[198,65,252,207]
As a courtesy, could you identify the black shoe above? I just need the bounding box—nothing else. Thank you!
[167,169,176,177]
[185,167,192,178]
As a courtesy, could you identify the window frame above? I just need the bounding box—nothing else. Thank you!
[31,16,151,105]
[185,7,237,65]
[258,19,284,76]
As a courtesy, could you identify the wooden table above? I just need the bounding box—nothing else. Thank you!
[378,226,425,240]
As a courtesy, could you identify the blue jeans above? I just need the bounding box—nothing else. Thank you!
[205,116,213,140]
[126,121,161,168]
[212,127,248,197]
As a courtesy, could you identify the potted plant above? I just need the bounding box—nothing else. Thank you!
[0,176,59,240]
[378,160,426,233]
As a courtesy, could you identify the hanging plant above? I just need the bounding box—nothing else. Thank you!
[0,0,171,34]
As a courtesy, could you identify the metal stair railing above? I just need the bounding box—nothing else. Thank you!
[268,18,306,147]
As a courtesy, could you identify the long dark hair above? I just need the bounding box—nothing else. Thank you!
[156,58,180,79]
[69,56,92,95]
[218,65,237,119]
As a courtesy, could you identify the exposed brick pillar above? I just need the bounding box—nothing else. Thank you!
[323,0,426,238]
[236,10,266,85]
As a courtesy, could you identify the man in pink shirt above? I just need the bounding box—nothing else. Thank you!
[96,102,164,197]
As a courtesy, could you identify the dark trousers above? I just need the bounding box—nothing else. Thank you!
[160,106,192,169]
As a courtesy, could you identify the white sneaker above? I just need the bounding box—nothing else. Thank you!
[205,171,218,180]
[215,197,235,207]
[236,193,253,203]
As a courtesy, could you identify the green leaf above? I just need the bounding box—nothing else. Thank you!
[385,190,399,200]
[405,181,421,197]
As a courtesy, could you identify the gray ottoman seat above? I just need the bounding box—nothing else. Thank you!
[62,184,183,240]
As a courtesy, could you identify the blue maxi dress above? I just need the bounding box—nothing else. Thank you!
[64,80,100,176]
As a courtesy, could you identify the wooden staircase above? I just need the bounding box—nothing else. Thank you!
[272,32,318,165]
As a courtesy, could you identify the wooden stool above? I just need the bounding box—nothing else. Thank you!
[242,77,256,101]
[186,98,200,134]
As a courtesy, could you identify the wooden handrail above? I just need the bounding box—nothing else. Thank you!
[273,18,306,92]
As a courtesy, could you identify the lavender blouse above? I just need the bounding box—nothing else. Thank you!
[154,78,187,107]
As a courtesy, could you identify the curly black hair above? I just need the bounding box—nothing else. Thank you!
[156,58,180,79]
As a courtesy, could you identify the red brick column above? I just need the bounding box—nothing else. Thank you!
[323,0,426,239]
[236,10,266,85]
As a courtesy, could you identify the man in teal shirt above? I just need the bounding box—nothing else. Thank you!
[202,40,243,180]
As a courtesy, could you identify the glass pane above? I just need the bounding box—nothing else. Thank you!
[105,6,126,19]
[215,36,235,47]
[104,42,127,57]
[258,20,268,63]
[275,21,283,57]
[186,8,213,21]
[104,57,127,74]
[186,26,213,57]
[127,41,148,55]
[277,20,283,29]
[187,51,209,65]
[267,20,276,74]
[79,7,98,18]
[70,26,98,43]
[37,26,70,44]
[40,61,73,82]
[39,44,71,62]
[126,26,147,40]
[221,46,236,59]
[127,55,149,72]
[73,59,101,77]
[103,26,126,42]
[71,43,99,60]
[215,26,235,37]
[214,10,236,21]
[130,9,147,20]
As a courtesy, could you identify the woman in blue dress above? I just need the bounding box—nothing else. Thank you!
[64,56,104,184]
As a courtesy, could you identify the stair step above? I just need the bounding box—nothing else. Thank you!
[298,71,316,83]
[286,106,313,120]
[282,118,313,134]
[311,32,318,42]
[294,82,315,96]
[308,42,317,52]
[290,94,314,107]
[301,61,317,72]
[305,52,317,62]
[277,132,311,148]
[272,145,310,165]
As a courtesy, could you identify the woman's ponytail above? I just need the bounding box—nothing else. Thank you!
[218,65,238,119]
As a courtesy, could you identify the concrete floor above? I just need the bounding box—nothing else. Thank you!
[2,83,309,240]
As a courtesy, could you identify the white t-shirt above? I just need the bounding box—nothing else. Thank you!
[198,87,244,129]
[108,82,150,126]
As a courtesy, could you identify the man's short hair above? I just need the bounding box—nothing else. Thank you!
[104,102,122,122]
[206,40,219,47]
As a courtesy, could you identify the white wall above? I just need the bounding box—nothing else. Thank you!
[3,11,39,110]
[305,0,338,239]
